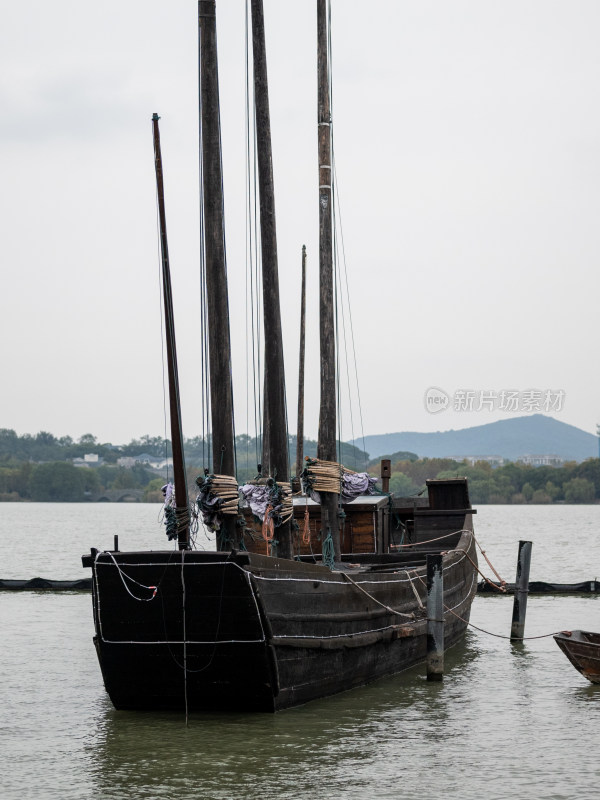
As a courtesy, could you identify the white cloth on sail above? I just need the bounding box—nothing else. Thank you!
[239,484,272,521]
[240,482,292,526]
[340,472,378,503]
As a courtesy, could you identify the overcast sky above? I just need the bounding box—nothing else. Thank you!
[1,0,599,448]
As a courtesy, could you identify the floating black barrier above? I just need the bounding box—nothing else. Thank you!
[1,576,597,595]
[478,579,600,595]
[0,578,92,591]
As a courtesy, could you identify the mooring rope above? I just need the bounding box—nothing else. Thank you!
[446,603,566,641]
[445,544,507,594]
[388,527,508,595]
[412,570,561,641]
[406,570,425,609]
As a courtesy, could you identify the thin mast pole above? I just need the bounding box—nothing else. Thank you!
[251,0,291,557]
[152,113,190,550]
[317,0,340,560]
[199,0,237,549]
[296,245,307,479]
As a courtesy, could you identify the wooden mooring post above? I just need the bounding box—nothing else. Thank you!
[510,540,532,641]
[426,553,444,681]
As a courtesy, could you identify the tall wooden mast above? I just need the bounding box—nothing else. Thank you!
[251,0,292,558]
[198,0,237,549]
[151,113,190,551]
[317,0,340,560]
[296,245,307,480]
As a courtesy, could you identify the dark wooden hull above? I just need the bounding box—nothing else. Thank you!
[84,524,477,712]
[554,630,600,685]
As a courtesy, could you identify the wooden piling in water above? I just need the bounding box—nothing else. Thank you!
[426,553,444,681]
[510,540,532,641]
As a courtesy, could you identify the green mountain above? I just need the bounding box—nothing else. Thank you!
[354,414,597,463]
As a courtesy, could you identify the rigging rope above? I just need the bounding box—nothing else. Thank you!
[325,0,368,472]
[244,0,263,470]
[154,180,172,486]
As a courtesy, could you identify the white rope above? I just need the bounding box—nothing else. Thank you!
[98,637,266,645]
[340,572,416,619]
[406,570,425,609]
[104,552,158,602]
[390,527,474,550]
[181,550,189,724]
[252,551,470,586]
[99,574,478,646]
[95,546,472,581]
[271,622,414,641]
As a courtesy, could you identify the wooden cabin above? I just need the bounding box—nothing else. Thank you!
[240,477,473,558]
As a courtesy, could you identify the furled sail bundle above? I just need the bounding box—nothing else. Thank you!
[195,473,239,531]
[240,479,293,527]
[301,458,378,504]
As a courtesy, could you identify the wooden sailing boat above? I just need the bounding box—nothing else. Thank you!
[83,0,478,712]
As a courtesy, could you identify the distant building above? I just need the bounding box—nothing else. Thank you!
[117,457,137,468]
[517,454,563,467]
[116,454,172,470]
[73,453,103,468]
[449,455,505,468]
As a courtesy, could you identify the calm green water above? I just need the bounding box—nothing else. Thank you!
[1,504,600,799]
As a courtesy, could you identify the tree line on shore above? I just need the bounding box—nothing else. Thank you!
[378,453,600,504]
[0,428,368,502]
[1,428,598,504]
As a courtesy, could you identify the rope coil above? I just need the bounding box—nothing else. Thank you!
[302,504,311,545]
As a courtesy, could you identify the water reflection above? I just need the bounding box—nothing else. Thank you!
[85,635,484,800]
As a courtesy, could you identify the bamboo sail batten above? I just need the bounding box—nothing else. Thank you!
[196,473,240,532]
[301,458,376,499]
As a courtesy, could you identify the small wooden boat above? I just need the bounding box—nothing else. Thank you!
[554,630,600,684]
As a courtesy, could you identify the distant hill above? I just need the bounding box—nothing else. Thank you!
[354,415,598,462]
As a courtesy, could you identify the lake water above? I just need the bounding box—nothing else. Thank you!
[1,503,600,799]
